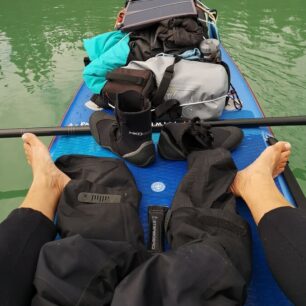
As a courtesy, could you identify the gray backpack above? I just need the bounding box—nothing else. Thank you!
[126,56,230,120]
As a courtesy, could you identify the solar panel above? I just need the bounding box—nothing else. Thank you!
[120,0,197,31]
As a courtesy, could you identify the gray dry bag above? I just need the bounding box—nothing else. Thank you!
[126,56,230,120]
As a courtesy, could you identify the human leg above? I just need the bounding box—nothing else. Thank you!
[112,240,248,306]
[231,141,306,305]
[112,148,252,306]
[31,235,148,306]
[0,133,70,306]
[32,154,149,305]
[167,148,252,303]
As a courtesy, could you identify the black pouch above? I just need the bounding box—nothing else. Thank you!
[99,68,156,108]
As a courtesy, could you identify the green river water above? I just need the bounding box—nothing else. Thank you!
[0,0,305,221]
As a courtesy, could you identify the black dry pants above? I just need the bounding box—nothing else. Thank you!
[1,150,304,305]
[111,149,252,306]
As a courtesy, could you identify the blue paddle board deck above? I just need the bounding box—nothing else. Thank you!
[49,46,294,306]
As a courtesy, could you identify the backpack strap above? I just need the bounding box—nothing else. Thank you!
[151,56,181,107]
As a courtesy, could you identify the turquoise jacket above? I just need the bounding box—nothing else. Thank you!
[83,31,130,94]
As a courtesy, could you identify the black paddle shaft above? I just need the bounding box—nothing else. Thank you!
[0,126,91,138]
[202,116,306,127]
[0,116,306,138]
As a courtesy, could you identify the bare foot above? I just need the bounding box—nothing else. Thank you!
[230,141,292,224]
[22,133,70,195]
[21,133,70,220]
[231,141,291,198]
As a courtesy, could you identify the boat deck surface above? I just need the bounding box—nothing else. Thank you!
[50,46,294,306]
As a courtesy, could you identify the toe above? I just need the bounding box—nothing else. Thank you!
[276,141,291,152]
[284,142,291,150]
[281,150,291,159]
[273,166,285,178]
[279,161,288,168]
[23,142,30,151]
[22,133,40,146]
[23,143,31,156]
[278,166,286,173]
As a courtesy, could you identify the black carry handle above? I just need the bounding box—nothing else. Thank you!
[1,115,306,138]
[267,136,306,208]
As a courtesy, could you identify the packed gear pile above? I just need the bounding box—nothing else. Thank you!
[83,0,243,165]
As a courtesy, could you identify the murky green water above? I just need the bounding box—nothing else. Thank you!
[0,0,305,220]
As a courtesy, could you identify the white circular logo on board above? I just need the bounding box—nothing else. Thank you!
[151,182,166,192]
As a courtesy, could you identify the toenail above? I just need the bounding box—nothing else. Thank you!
[285,142,291,149]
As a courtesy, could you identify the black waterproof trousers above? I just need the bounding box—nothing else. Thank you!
[0,150,304,305]
[111,149,252,306]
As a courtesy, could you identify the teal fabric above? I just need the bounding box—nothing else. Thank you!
[83,31,130,94]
